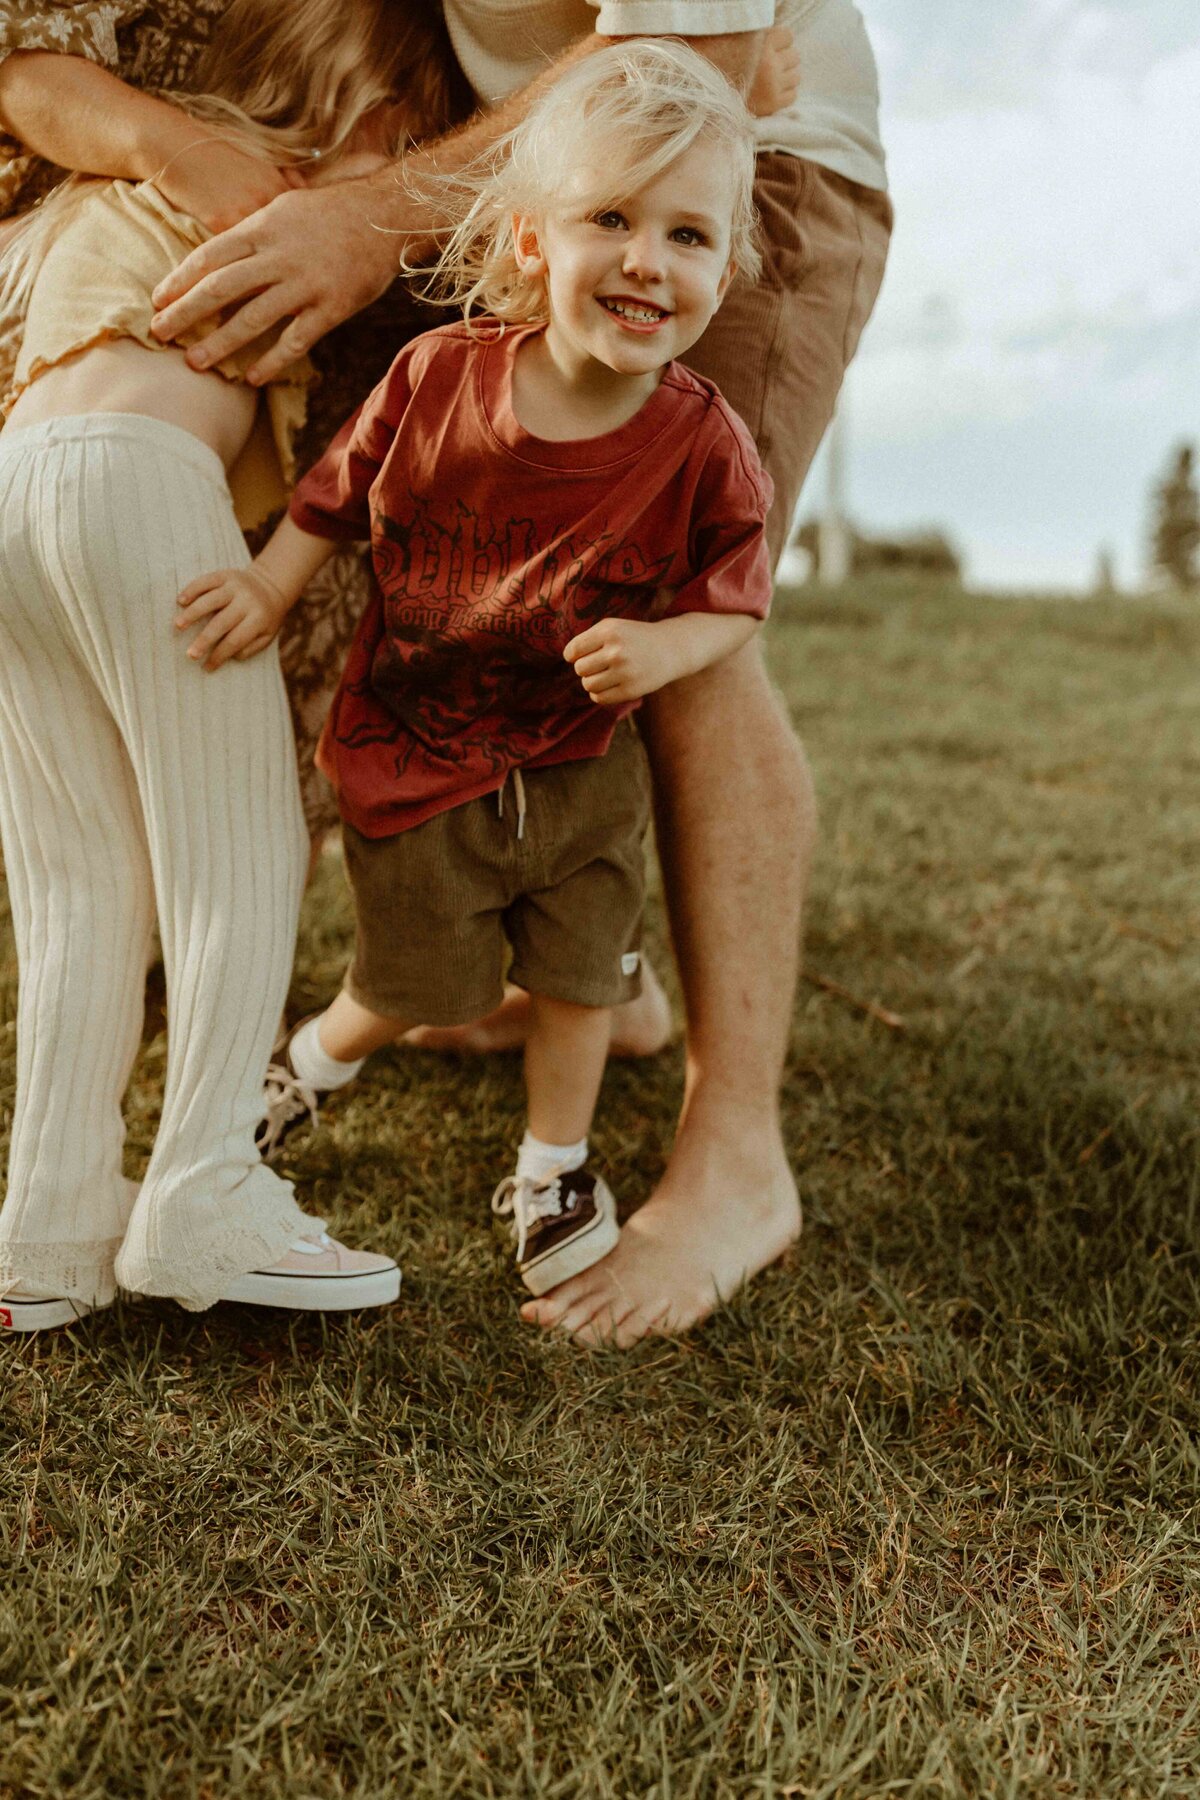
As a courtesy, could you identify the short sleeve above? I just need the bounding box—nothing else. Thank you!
[667,403,775,620]
[594,0,774,37]
[289,345,421,542]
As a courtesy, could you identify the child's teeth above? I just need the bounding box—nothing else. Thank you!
[606,300,662,322]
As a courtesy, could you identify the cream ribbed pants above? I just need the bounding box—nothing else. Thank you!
[0,415,318,1310]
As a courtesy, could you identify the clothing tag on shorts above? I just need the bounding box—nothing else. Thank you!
[621,952,641,976]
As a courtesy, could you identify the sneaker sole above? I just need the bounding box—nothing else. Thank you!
[218,1265,401,1311]
[519,1201,620,1297]
[0,1296,101,1331]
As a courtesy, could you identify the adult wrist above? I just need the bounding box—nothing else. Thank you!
[363,161,437,262]
[127,95,201,184]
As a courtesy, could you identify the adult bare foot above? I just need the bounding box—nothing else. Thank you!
[402,962,674,1059]
[519,1113,800,1346]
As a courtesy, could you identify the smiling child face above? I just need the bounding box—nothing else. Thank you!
[514,133,738,382]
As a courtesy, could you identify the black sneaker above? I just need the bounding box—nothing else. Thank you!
[490,1166,620,1296]
[256,1016,326,1162]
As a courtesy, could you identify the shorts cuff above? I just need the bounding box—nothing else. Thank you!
[508,965,643,1011]
[343,970,506,1030]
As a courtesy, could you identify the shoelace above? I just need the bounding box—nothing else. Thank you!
[490,1170,570,1262]
[259,1061,321,1158]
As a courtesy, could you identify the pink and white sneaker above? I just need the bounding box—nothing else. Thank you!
[218,1233,400,1311]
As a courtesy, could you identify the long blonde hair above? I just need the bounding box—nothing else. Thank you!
[1,0,464,309]
[417,40,760,327]
[188,0,461,165]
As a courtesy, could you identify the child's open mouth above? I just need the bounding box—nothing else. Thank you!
[598,296,671,330]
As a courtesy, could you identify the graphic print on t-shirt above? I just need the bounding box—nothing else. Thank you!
[335,487,675,779]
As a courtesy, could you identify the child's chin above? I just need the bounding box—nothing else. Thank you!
[601,341,670,375]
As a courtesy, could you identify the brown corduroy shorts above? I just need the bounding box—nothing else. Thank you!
[341,719,652,1025]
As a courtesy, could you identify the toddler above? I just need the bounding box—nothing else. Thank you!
[178,40,775,1298]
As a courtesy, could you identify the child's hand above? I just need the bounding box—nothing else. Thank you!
[176,565,290,670]
[748,23,801,118]
[563,618,679,705]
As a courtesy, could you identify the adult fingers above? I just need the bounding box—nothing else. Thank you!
[150,220,259,315]
[245,310,328,385]
[180,286,311,374]
[153,272,307,373]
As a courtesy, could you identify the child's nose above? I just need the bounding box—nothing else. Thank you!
[621,230,668,282]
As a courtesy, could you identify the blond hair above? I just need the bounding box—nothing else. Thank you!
[187,0,460,166]
[419,39,759,326]
[1,0,462,311]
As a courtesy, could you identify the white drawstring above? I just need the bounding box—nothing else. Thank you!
[496,768,527,839]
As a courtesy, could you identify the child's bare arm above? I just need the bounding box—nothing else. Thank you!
[176,516,336,671]
[563,611,760,706]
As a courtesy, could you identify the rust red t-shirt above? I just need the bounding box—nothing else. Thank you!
[290,321,774,838]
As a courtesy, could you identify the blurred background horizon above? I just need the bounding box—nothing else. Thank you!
[800,0,1197,595]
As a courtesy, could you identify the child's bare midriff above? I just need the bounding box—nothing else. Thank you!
[4,337,258,472]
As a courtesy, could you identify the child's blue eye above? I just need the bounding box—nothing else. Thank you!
[671,227,707,247]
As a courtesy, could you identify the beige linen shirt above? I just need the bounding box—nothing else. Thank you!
[443,0,887,192]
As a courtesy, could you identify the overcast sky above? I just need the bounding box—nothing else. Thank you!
[820,0,1198,591]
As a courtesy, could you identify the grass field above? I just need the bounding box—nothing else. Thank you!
[2,579,1199,1798]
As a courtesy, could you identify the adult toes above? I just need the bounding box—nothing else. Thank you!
[519,1279,589,1329]
[573,1307,645,1349]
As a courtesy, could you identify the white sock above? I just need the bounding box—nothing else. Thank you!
[516,1131,588,1184]
[289,1014,364,1091]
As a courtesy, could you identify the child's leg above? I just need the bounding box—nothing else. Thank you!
[522,993,611,1151]
[0,472,154,1306]
[23,418,317,1309]
[312,989,416,1064]
[489,992,620,1298]
[255,990,415,1160]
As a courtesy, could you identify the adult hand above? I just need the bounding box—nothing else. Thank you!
[747,24,801,118]
[150,177,407,384]
[151,133,296,236]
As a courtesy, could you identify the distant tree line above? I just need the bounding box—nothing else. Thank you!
[1149,443,1199,591]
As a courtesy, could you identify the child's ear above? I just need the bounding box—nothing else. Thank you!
[513,213,547,279]
[716,257,736,304]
